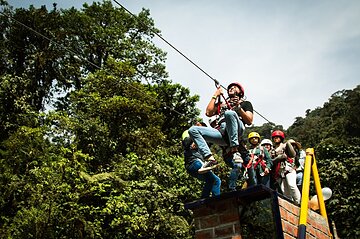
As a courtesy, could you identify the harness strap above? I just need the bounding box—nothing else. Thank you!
[217,95,233,115]
[217,96,221,115]
[245,153,254,169]
[253,158,267,170]
[273,162,281,180]
[249,147,266,170]
[221,94,233,110]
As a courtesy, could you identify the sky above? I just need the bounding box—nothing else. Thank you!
[7,0,360,128]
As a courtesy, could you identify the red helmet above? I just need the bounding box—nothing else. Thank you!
[227,82,244,97]
[271,130,285,140]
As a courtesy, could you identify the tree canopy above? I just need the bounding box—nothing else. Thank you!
[287,85,360,147]
[0,0,359,238]
[0,1,200,238]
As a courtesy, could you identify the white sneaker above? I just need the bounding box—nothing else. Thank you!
[198,156,219,174]
[233,152,243,163]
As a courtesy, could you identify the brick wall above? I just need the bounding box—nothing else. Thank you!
[192,198,242,239]
[185,185,331,239]
[278,198,331,239]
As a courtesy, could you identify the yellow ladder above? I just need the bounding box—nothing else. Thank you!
[297,148,333,239]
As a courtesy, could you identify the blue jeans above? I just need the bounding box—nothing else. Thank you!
[296,171,303,191]
[254,171,270,188]
[223,110,245,147]
[187,159,221,198]
[224,153,256,190]
[188,126,227,158]
[188,110,245,158]
[224,154,242,190]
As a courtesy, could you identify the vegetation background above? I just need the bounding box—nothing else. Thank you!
[0,1,359,238]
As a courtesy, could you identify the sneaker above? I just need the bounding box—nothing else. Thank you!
[233,152,243,163]
[198,158,218,174]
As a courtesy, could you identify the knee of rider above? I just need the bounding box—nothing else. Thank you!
[188,126,197,136]
[224,110,237,118]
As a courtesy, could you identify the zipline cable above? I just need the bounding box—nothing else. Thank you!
[1,4,274,125]
[112,0,225,89]
[0,10,188,120]
[112,0,274,125]
[0,11,100,71]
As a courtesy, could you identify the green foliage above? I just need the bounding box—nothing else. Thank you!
[0,4,66,110]
[151,81,200,146]
[0,125,91,238]
[0,1,202,238]
[287,85,360,147]
[62,61,167,170]
[315,145,360,238]
[2,0,359,238]
[0,126,197,238]
[0,0,168,112]
[0,74,39,142]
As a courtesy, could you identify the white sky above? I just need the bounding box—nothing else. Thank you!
[8,0,360,128]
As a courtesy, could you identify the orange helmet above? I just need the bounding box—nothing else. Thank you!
[271,130,285,140]
[227,82,244,97]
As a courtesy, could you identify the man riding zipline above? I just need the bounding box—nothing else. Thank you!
[188,82,254,174]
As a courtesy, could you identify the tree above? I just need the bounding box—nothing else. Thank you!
[0,4,66,110]
[315,145,360,238]
[1,1,201,238]
[0,0,168,112]
[151,81,200,146]
[286,85,360,238]
[0,74,39,142]
[0,62,200,239]
[287,85,360,147]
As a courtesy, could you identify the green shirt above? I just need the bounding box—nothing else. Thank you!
[248,146,272,172]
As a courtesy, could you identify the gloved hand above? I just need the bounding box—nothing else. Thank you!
[229,96,240,107]
[272,154,287,163]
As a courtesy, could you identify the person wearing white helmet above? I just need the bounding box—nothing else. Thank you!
[188,82,253,174]
[260,139,273,153]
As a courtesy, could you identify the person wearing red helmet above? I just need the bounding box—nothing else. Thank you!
[271,130,301,204]
[188,82,253,174]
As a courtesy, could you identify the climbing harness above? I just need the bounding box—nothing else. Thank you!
[251,147,267,176]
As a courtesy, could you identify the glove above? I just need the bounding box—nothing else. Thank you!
[229,96,240,107]
[272,154,287,163]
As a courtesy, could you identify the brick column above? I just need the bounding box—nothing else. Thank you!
[278,198,331,239]
[185,185,332,239]
[192,197,241,239]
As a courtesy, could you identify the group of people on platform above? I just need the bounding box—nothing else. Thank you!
[181,82,305,204]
